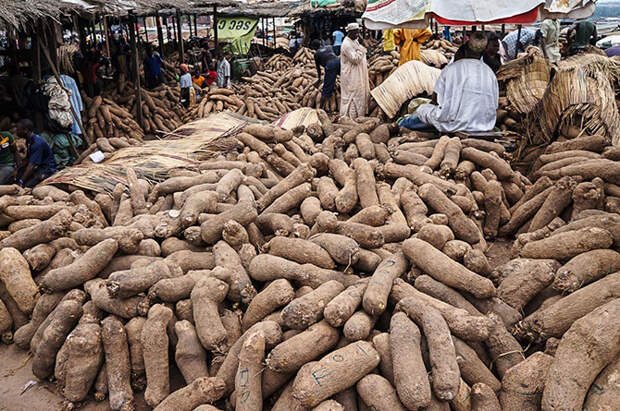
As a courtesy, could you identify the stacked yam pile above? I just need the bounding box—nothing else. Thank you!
[265,54,293,71]
[0,117,617,411]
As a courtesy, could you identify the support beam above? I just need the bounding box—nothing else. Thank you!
[273,17,276,48]
[128,11,144,130]
[156,11,165,57]
[32,31,41,83]
[213,6,219,51]
[143,17,149,43]
[103,16,111,58]
[194,14,198,37]
[176,8,184,62]
[516,24,522,59]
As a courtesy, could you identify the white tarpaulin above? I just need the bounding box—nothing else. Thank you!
[541,0,597,20]
[429,0,544,23]
[363,0,431,30]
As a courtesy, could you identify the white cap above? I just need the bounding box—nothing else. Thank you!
[346,22,360,32]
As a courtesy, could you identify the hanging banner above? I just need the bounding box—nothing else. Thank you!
[217,17,259,55]
[363,0,431,30]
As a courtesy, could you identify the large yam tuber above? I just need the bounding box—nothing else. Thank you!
[142,304,173,407]
[0,247,39,314]
[520,227,613,260]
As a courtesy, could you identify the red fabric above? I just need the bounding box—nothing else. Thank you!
[430,7,538,25]
[204,71,217,86]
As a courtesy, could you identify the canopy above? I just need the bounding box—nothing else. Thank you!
[363,0,597,30]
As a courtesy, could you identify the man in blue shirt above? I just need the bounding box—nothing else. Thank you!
[143,43,168,89]
[12,119,56,187]
[332,29,345,55]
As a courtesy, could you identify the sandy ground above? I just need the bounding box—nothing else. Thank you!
[0,343,151,411]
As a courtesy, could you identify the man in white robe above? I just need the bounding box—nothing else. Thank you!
[340,23,369,119]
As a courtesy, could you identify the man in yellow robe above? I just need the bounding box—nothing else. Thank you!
[394,28,433,65]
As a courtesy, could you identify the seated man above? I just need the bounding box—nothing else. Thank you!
[12,119,57,188]
[402,32,498,133]
[0,130,16,184]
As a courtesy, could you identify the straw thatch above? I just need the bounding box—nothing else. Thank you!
[0,0,84,30]
[44,111,246,193]
[218,1,303,18]
[371,60,440,118]
[496,47,550,115]
[537,53,620,146]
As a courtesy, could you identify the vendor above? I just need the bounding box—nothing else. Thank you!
[216,52,231,89]
[401,32,498,133]
[179,64,193,107]
[311,40,340,110]
[11,119,56,188]
[192,67,206,88]
[501,27,541,61]
[540,18,561,63]
[332,28,345,55]
[393,28,433,66]
[340,23,369,118]
[144,43,171,89]
[0,131,16,185]
[567,20,597,55]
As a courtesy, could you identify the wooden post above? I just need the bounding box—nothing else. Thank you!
[463,26,466,41]
[74,16,87,56]
[262,18,266,47]
[103,16,111,58]
[213,5,219,51]
[516,24,522,59]
[128,12,144,129]
[501,24,506,35]
[176,8,184,62]
[156,11,165,56]
[143,17,149,43]
[32,31,41,83]
[194,14,198,37]
[273,17,276,48]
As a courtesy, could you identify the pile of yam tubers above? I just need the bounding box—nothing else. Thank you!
[0,111,617,411]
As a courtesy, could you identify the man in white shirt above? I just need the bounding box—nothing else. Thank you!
[404,32,498,133]
[216,52,231,89]
[179,63,193,107]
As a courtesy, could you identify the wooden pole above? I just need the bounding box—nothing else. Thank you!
[273,17,276,48]
[156,11,165,57]
[516,24,522,59]
[128,12,144,129]
[262,18,266,47]
[194,14,198,37]
[143,17,149,43]
[501,24,506,35]
[103,16,111,58]
[213,6,219,51]
[32,31,41,83]
[38,34,84,155]
[176,9,184,62]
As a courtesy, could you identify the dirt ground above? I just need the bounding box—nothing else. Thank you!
[0,343,150,411]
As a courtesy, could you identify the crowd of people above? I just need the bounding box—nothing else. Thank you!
[310,19,601,134]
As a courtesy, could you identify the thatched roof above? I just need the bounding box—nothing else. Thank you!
[0,0,87,30]
[288,0,364,18]
[218,1,303,18]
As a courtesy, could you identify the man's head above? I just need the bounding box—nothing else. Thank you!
[194,66,201,76]
[486,32,500,55]
[464,31,488,59]
[217,51,225,61]
[310,39,321,50]
[180,64,189,74]
[15,119,34,139]
[346,23,360,41]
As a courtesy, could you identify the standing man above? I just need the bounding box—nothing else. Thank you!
[311,40,340,110]
[340,23,369,119]
[11,119,57,187]
[382,29,395,55]
[393,27,433,65]
[216,52,231,89]
[143,43,165,89]
[332,28,345,55]
[179,64,192,107]
[403,32,498,133]
[541,18,561,63]
[568,19,597,55]
[0,130,16,184]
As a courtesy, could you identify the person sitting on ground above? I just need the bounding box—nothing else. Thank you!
[10,119,56,188]
[401,32,498,133]
[216,52,231,89]
[192,67,206,88]
[311,39,340,110]
[0,130,17,185]
[179,64,193,107]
